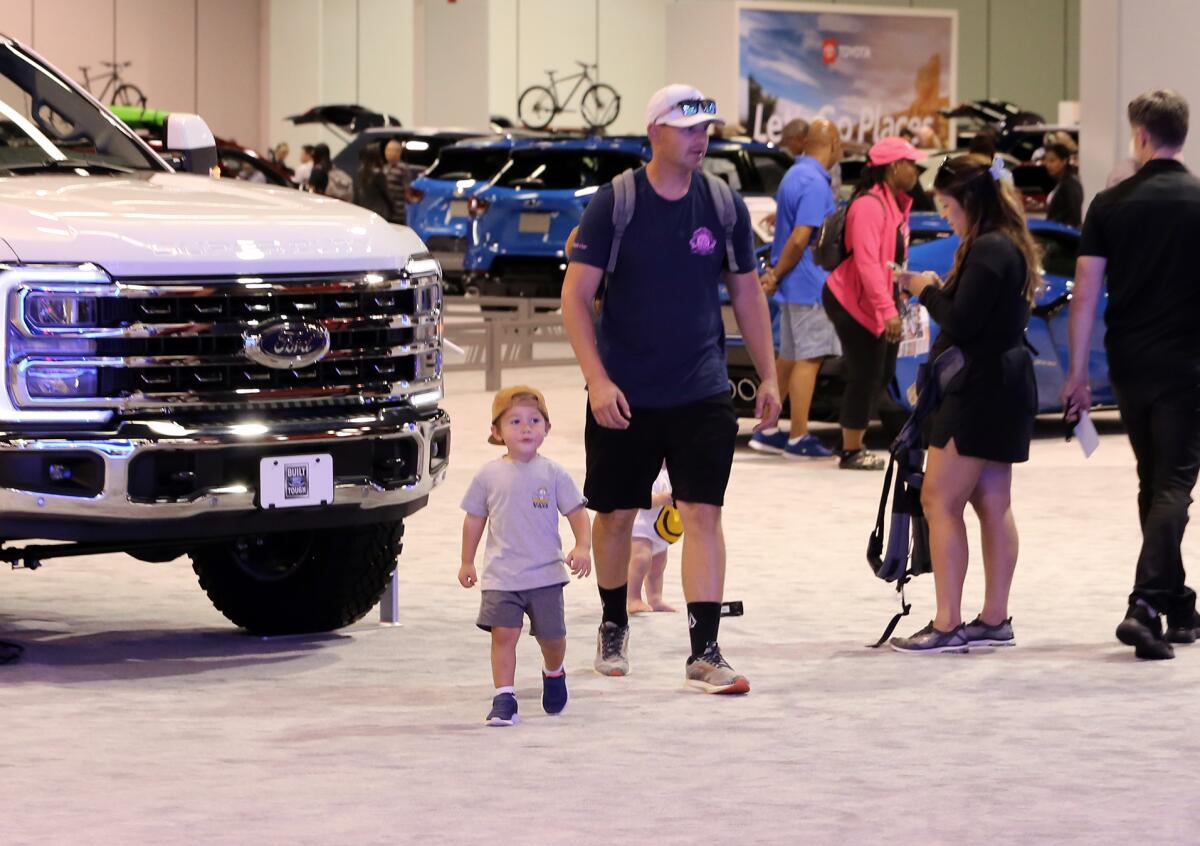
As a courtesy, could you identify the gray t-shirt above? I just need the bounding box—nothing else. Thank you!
[461,455,587,591]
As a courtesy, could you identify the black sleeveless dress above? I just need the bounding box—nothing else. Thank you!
[919,231,1037,463]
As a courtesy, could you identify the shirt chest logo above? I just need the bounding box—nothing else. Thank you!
[532,486,550,509]
[689,226,717,256]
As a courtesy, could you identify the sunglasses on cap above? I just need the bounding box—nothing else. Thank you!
[658,98,718,122]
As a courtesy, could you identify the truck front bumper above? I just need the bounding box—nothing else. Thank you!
[0,408,450,542]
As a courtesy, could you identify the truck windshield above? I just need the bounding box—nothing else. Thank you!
[0,40,163,174]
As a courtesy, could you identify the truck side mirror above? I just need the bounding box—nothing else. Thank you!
[165,113,218,175]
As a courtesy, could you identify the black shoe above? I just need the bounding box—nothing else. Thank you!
[1166,610,1200,644]
[1115,601,1175,660]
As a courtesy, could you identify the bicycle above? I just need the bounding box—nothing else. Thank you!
[518,61,620,130]
[78,61,147,109]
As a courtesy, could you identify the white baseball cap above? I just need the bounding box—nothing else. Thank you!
[645,84,725,129]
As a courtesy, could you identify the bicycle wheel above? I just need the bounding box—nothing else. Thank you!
[581,83,620,129]
[518,85,557,129]
[112,83,147,109]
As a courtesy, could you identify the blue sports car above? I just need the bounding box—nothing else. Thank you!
[725,212,1112,428]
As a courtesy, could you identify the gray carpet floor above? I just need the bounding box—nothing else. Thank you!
[3,365,1197,845]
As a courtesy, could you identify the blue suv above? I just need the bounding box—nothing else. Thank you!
[406,136,524,290]
[463,136,650,299]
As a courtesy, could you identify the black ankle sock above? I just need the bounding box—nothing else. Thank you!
[600,584,628,627]
[687,602,721,659]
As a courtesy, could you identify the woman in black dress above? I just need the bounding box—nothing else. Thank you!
[889,154,1042,653]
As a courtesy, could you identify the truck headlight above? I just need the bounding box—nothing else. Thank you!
[25,293,98,328]
[24,365,98,398]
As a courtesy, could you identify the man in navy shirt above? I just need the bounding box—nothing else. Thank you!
[562,84,780,694]
[751,119,843,459]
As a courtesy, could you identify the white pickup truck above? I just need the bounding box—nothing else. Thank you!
[0,37,449,633]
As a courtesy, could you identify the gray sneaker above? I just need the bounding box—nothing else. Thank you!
[962,616,1015,647]
[594,621,630,676]
[685,642,750,694]
[889,621,969,654]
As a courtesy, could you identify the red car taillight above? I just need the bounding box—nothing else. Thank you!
[405,185,425,204]
[467,197,490,218]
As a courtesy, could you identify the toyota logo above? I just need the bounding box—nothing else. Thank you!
[243,319,331,369]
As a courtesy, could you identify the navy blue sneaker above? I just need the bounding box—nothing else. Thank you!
[485,692,519,726]
[748,429,788,454]
[542,669,568,714]
[783,434,834,459]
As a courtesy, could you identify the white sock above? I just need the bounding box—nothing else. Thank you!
[496,685,515,696]
[788,435,808,446]
[760,426,780,436]
[543,664,564,677]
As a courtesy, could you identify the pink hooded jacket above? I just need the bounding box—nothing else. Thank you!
[824,183,912,337]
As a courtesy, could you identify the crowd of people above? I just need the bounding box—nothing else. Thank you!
[457,85,1200,726]
[267,138,412,223]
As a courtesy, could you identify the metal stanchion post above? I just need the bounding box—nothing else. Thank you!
[379,567,401,626]
[485,317,502,390]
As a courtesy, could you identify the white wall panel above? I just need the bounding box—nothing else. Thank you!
[0,0,34,44]
[597,0,667,134]
[359,0,415,126]
[319,0,355,104]
[488,0,517,122]
[32,0,114,91]
[115,0,196,114]
[420,0,488,128]
[267,0,322,153]
[196,0,260,148]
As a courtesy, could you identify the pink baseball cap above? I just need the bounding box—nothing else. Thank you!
[868,136,923,166]
[645,84,725,129]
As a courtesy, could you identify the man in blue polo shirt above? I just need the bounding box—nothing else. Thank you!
[750,119,843,458]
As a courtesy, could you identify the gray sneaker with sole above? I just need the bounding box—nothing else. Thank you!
[594,621,630,676]
[889,621,969,654]
[685,642,750,694]
[962,616,1015,647]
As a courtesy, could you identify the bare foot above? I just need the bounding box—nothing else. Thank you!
[627,599,653,615]
[648,598,676,612]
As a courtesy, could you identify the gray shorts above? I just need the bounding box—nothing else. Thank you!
[779,302,842,361]
[476,584,566,639]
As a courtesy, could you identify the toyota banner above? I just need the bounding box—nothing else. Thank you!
[739,3,957,148]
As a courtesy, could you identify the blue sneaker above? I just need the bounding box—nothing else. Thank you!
[542,669,568,714]
[748,429,789,454]
[782,434,834,459]
[485,692,519,726]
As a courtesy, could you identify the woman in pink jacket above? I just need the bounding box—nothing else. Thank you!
[821,137,922,470]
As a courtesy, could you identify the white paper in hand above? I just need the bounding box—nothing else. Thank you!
[1074,411,1100,458]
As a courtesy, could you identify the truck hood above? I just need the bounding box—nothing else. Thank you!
[0,173,427,277]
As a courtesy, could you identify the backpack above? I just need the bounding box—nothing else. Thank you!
[605,167,748,274]
[812,190,908,273]
[325,166,354,202]
[865,345,966,648]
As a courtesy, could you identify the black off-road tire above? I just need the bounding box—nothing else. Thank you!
[190,521,403,635]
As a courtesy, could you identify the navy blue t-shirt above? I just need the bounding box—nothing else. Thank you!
[569,168,755,408]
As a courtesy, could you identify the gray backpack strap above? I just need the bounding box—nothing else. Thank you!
[702,172,741,272]
[606,168,638,274]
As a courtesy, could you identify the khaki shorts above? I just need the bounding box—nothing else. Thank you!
[476,584,566,639]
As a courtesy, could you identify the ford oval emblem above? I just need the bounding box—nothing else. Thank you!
[243,319,331,370]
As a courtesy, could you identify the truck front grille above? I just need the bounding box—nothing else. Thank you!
[7,266,443,411]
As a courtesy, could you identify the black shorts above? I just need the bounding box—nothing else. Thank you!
[584,392,737,512]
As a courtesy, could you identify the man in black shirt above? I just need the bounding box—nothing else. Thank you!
[1066,89,1200,660]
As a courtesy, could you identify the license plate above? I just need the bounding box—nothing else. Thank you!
[518,212,551,234]
[259,453,334,509]
[447,200,468,219]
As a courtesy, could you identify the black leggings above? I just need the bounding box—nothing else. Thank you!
[822,284,898,430]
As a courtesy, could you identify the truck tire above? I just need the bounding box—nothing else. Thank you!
[190,521,403,634]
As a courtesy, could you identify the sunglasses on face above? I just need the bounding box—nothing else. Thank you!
[659,98,718,122]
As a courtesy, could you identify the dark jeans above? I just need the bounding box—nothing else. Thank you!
[822,284,898,430]
[1112,375,1200,618]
